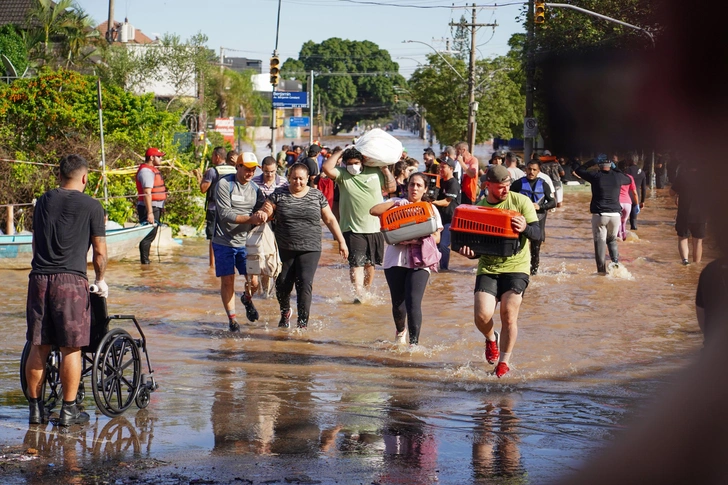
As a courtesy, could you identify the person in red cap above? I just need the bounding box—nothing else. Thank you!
[136,147,167,264]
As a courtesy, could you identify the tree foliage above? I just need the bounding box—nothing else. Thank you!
[516,0,659,145]
[451,15,470,62]
[281,38,406,133]
[24,0,100,69]
[408,53,524,145]
[0,25,29,77]
[528,0,657,54]
[0,69,202,231]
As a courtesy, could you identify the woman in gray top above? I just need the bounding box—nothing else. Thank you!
[262,163,348,329]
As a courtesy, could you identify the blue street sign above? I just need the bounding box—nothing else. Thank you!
[273,91,309,108]
[289,116,310,127]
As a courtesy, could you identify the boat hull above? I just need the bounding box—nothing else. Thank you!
[0,225,155,270]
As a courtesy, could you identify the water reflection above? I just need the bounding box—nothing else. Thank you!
[378,394,439,485]
[20,414,153,483]
[210,341,341,456]
[472,397,525,482]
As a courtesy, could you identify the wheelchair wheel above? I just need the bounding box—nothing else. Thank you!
[135,386,151,409]
[92,328,142,417]
[19,342,62,412]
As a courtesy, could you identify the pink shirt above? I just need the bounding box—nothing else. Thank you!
[619,174,637,204]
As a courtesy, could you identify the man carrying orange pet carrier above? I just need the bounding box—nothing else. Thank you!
[457,165,540,378]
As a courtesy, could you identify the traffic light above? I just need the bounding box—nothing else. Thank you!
[270,55,280,86]
[535,1,546,24]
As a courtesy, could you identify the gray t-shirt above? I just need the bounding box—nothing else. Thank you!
[212,174,265,248]
[137,167,164,208]
[268,186,328,252]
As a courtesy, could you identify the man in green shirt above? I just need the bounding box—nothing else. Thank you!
[322,147,396,302]
[458,165,540,378]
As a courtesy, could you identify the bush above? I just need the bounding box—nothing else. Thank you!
[0,69,204,232]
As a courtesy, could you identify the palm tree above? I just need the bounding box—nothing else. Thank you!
[27,0,75,58]
[59,6,99,67]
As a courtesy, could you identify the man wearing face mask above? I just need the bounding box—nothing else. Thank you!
[574,154,633,274]
[322,147,396,302]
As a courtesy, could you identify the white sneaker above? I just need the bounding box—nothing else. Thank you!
[395,329,408,345]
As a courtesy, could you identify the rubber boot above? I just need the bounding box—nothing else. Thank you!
[58,401,89,427]
[28,397,45,425]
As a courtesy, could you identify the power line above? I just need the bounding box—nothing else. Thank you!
[283,71,401,76]
[294,0,526,8]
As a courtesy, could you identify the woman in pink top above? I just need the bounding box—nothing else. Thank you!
[618,173,639,240]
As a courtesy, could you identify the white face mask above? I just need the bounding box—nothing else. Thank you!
[346,164,362,176]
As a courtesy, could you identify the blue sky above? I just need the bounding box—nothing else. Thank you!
[76,0,525,79]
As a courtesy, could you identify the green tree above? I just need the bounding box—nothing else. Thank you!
[517,0,657,144]
[0,25,29,77]
[58,5,99,68]
[156,33,214,111]
[284,38,405,133]
[206,68,268,146]
[27,0,74,58]
[0,69,202,231]
[408,53,524,145]
[280,58,304,81]
[451,15,470,62]
[97,43,158,92]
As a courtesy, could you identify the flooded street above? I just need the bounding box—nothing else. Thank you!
[0,134,709,484]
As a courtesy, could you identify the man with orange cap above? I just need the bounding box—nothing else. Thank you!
[212,152,267,332]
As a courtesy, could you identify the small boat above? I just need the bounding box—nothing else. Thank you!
[0,225,155,270]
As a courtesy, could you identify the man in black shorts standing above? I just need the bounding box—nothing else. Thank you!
[25,154,108,426]
[670,163,707,264]
[321,147,395,302]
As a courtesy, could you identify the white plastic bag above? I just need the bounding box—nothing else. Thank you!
[354,128,403,167]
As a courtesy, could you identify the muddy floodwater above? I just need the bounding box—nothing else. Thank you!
[0,138,709,484]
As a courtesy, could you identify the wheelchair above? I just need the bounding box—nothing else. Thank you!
[20,293,158,418]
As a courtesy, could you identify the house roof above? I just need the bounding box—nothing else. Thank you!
[95,20,155,45]
[0,0,42,27]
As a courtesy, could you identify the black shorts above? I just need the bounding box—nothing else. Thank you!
[26,273,90,348]
[474,273,529,300]
[205,208,216,240]
[675,217,706,239]
[343,231,384,268]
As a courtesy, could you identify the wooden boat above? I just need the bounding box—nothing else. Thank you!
[0,225,155,270]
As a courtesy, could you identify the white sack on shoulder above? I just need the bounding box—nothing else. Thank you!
[354,128,403,167]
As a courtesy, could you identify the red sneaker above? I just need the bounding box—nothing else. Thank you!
[485,331,500,364]
[494,362,510,378]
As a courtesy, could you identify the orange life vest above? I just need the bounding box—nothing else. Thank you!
[136,163,167,202]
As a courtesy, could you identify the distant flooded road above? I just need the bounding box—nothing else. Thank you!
[0,133,708,484]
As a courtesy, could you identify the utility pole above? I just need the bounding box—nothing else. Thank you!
[106,0,115,43]
[309,70,314,146]
[525,0,536,164]
[271,0,283,157]
[450,5,497,153]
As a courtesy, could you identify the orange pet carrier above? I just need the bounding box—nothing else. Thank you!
[450,205,522,256]
[380,201,438,245]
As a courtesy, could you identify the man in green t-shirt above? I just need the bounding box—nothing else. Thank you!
[322,147,396,302]
[458,165,540,378]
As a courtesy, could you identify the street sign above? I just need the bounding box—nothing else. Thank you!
[524,117,538,138]
[233,117,246,127]
[289,116,310,127]
[272,91,309,108]
[214,117,235,143]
